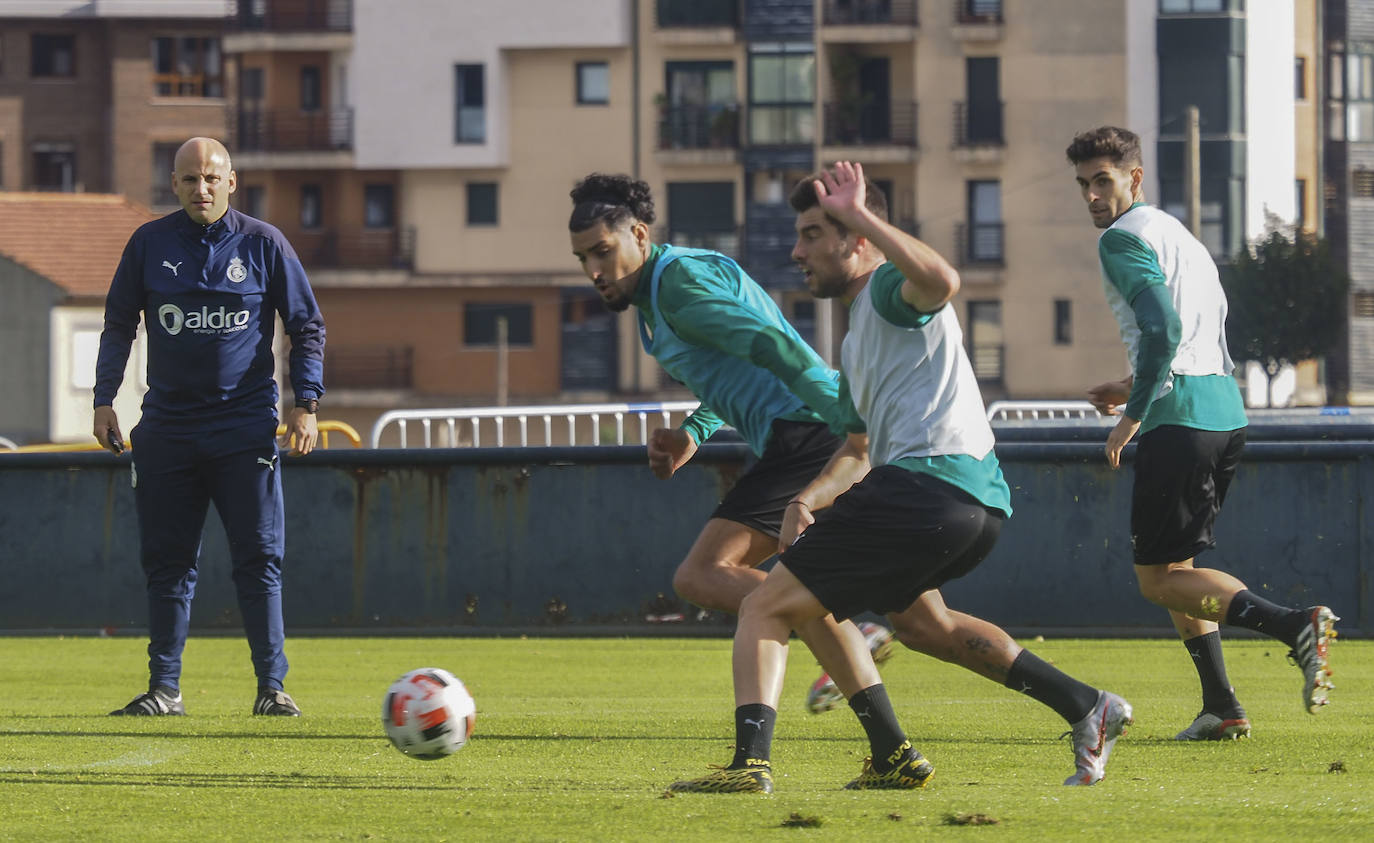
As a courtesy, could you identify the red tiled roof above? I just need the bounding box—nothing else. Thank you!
[0,193,159,298]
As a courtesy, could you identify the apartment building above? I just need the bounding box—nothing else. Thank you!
[1322,0,1374,402]
[0,0,230,204]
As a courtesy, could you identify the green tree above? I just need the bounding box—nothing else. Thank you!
[1222,222,1349,404]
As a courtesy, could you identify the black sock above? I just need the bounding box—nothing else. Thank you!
[848,684,909,773]
[730,704,775,768]
[1225,589,1305,647]
[1004,650,1102,724]
[1183,632,1244,717]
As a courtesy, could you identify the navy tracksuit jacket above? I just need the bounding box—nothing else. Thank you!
[94,207,325,689]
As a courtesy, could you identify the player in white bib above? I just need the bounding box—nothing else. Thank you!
[1066,126,1338,740]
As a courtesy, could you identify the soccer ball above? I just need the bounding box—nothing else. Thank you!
[382,667,476,760]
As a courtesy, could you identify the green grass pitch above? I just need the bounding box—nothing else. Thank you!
[0,635,1370,840]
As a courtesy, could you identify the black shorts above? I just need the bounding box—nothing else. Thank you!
[1131,424,1246,565]
[711,419,844,538]
[779,465,1005,622]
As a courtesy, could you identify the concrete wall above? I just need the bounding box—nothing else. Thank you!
[0,259,59,443]
[1,432,1369,635]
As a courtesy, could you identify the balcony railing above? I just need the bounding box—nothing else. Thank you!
[954,100,1004,146]
[657,0,738,27]
[234,108,353,152]
[822,0,918,26]
[658,104,741,150]
[236,0,352,31]
[823,100,917,147]
[957,0,1004,24]
[955,222,1005,266]
[295,225,414,269]
[327,346,414,390]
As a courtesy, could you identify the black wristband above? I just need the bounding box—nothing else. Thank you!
[294,397,319,414]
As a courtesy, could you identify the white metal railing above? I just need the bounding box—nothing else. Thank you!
[985,400,1101,421]
[368,399,1107,449]
[369,401,704,448]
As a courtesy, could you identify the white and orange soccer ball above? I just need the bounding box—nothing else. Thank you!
[382,668,476,760]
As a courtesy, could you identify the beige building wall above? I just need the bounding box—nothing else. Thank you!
[406,46,634,276]
[911,4,1129,399]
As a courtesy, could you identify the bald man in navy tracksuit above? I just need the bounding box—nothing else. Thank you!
[95,137,325,717]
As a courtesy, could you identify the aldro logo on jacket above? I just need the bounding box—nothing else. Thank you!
[157,303,252,336]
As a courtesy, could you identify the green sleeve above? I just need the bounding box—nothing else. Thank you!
[658,259,850,431]
[679,404,725,445]
[1098,229,1181,420]
[1098,228,1163,304]
[1123,284,1182,421]
[867,262,938,327]
[832,370,867,435]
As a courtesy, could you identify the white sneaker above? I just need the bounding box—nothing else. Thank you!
[1063,691,1132,786]
[1289,606,1339,714]
[858,621,895,665]
[805,623,896,714]
[1174,711,1251,741]
[805,672,844,714]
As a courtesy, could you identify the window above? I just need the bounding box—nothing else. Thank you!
[1354,291,1374,319]
[31,34,75,78]
[300,65,321,111]
[1159,0,1225,12]
[576,61,609,105]
[32,143,75,191]
[464,303,533,347]
[1295,179,1307,226]
[1353,169,1374,198]
[1296,56,1307,100]
[748,44,814,145]
[364,184,395,228]
[151,37,222,97]
[966,300,1004,383]
[467,182,498,225]
[966,180,1003,263]
[1328,48,1374,142]
[1054,299,1072,345]
[455,64,485,143]
[962,57,1002,144]
[300,184,322,229]
[150,143,179,206]
[663,61,737,148]
[239,185,265,219]
[959,0,1004,22]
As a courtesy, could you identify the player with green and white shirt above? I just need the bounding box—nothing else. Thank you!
[668,162,1133,793]
[1067,126,1338,741]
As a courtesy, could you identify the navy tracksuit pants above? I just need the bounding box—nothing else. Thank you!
[130,418,288,691]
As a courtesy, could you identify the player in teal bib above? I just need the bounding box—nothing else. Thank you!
[1068,126,1338,739]
[568,174,898,783]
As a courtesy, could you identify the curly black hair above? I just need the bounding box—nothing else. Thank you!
[569,173,656,232]
[1065,126,1142,168]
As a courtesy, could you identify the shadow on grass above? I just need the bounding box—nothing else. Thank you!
[0,770,460,791]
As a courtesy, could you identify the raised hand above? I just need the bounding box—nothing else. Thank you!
[812,161,868,227]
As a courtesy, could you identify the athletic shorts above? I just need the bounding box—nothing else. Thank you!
[779,465,1005,622]
[711,418,844,538]
[1131,424,1246,565]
